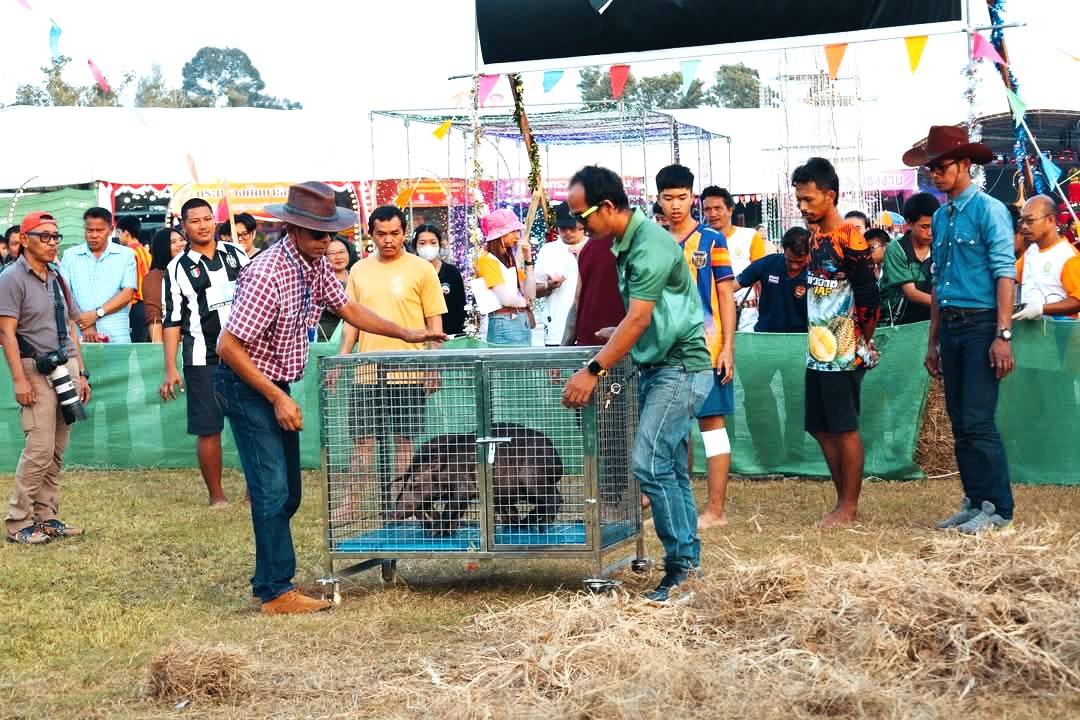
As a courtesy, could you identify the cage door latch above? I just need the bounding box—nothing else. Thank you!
[477,436,513,464]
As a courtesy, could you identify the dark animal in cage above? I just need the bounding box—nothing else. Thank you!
[390,422,564,536]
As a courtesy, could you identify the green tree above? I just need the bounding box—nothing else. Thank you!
[135,64,209,108]
[577,67,704,110]
[706,63,761,108]
[181,47,301,109]
[12,55,130,107]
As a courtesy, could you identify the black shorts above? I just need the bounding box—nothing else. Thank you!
[804,367,865,435]
[348,383,427,440]
[184,364,225,436]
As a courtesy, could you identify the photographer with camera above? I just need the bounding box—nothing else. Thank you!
[0,212,90,545]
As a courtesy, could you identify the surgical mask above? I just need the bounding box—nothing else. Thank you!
[417,245,441,261]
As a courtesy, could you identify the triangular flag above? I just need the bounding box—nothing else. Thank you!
[588,0,615,14]
[87,58,110,93]
[679,59,700,95]
[1004,88,1027,127]
[215,197,230,223]
[904,35,927,74]
[186,153,199,183]
[477,74,499,107]
[16,0,32,9]
[1041,155,1063,185]
[824,44,847,80]
[543,70,564,93]
[972,32,1006,66]
[394,185,416,209]
[49,20,61,60]
[433,119,453,140]
[609,64,630,100]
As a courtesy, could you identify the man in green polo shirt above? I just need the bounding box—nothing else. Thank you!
[562,165,713,602]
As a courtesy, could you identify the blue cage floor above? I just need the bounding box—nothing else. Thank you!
[335,520,637,552]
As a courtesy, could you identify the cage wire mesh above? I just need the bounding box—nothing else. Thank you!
[319,349,640,561]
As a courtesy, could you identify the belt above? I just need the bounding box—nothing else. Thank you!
[491,307,522,318]
[941,307,994,322]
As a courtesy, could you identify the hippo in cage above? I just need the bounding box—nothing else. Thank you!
[389,422,564,537]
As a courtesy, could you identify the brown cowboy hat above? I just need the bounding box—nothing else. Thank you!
[265,181,357,233]
[902,125,993,167]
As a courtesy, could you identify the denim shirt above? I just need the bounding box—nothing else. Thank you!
[930,183,1016,309]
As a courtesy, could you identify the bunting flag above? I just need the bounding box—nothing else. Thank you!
[1041,155,1063,185]
[609,64,630,100]
[972,31,1006,66]
[432,118,453,140]
[214,196,230,223]
[542,69,564,93]
[824,43,847,80]
[87,58,110,93]
[679,59,700,95]
[1004,88,1027,128]
[16,0,32,9]
[186,153,199,184]
[477,74,499,106]
[394,184,416,209]
[48,19,61,60]
[904,35,927,74]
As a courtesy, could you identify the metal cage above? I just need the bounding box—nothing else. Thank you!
[318,347,644,592]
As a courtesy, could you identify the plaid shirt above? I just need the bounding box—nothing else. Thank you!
[224,237,348,382]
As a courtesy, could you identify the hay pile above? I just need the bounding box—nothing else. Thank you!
[378,526,1080,719]
[916,377,958,476]
[146,641,254,704]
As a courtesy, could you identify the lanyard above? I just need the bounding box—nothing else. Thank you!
[283,248,315,341]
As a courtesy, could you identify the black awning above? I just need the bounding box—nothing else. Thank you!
[476,0,963,66]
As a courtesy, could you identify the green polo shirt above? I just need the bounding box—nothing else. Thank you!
[611,209,711,370]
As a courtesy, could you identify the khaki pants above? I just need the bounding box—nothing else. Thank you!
[6,358,78,534]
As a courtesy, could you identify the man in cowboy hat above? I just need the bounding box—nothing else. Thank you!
[214,182,446,615]
[903,125,1016,535]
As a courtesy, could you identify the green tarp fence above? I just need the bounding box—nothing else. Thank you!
[1,320,1076,483]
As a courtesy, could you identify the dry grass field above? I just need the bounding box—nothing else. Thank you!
[2,468,1079,719]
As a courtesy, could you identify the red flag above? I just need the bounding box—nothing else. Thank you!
[87,58,110,93]
[215,197,230,222]
[609,64,630,100]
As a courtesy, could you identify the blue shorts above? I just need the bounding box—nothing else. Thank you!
[696,370,734,418]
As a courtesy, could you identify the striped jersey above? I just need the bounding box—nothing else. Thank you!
[677,223,734,367]
[163,241,249,366]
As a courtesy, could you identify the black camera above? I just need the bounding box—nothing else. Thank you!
[35,349,87,425]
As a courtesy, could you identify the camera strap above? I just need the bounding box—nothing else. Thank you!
[16,271,69,360]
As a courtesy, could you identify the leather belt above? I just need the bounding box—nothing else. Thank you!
[941,307,993,323]
[491,307,522,318]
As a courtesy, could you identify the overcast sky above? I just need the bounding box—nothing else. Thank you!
[1,1,1077,133]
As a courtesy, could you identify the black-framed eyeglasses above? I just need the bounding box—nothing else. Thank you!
[1018,213,1053,227]
[27,231,63,245]
[926,160,958,175]
[237,230,254,241]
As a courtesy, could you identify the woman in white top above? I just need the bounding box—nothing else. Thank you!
[474,208,535,345]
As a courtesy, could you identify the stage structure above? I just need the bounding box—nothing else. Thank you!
[368,102,729,273]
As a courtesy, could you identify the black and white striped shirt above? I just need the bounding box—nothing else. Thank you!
[163,242,249,366]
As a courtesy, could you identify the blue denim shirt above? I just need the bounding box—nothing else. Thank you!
[930,183,1016,309]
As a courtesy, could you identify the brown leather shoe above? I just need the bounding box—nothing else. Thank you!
[261,589,333,615]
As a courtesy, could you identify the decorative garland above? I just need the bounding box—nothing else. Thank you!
[462,72,486,339]
[510,72,556,237]
[988,0,1048,195]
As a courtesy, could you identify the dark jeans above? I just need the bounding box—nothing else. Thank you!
[939,311,1013,519]
[129,300,149,343]
[214,364,302,602]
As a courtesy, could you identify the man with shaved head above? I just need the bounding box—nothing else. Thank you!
[1012,195,1080,320]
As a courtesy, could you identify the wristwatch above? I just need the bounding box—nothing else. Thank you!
[586,359,608,377]
[996,328,1012,342]
[79,370,91,379]
[95,307,105,318]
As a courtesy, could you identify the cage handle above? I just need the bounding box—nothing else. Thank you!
[477,436,512,465]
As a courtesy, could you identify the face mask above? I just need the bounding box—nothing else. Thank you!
[417,245,440,261]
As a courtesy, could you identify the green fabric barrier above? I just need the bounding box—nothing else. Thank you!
[0,187,97,255]
[1,321,1076,484]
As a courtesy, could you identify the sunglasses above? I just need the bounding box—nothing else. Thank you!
[925,160,958,175]
[573,204,602,223]
[27,231,63,244]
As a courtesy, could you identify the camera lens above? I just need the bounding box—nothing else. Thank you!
[47,365,87,425]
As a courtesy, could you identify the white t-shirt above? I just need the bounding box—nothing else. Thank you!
[534,239,585,345]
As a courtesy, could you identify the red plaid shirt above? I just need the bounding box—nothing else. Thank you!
[225,237,348,382]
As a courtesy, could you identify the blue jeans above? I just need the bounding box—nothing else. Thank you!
[486,312,531,346]
[939,311,1013,519]
[214,364,303,602]
[632,366,713,571]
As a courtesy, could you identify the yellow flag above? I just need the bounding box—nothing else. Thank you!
[905,35,928,74]
[394,185,416,209]
[824,43,847,80]
[433,119,453,140]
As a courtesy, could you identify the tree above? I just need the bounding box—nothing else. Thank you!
[135,64,209,108]
[577,67,704,110]
[706,63,761,109]
[12,55,130,107]
[181,47,301,109]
